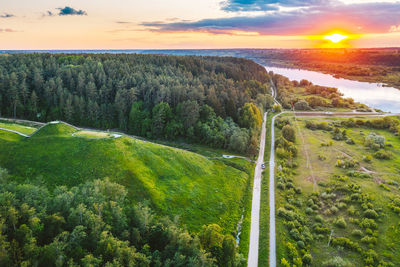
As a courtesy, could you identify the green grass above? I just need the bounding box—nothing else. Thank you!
[0,121,252,235]
[0,129,25,142]
[0,120,37,135]
[237,163,254,259]
[275,115,400,266]
[31,122,77,138]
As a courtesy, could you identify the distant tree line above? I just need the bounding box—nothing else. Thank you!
[0,54,274,154]
[0,168,243,266]
[270,73,368,111]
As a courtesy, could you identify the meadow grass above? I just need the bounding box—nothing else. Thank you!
[275,115,400,266]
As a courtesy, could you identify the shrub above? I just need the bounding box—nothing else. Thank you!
[277,208,296,221]
[318,154,327,161]
[297,240,305,249]
[363,249,379,266]
[364,132,385,149]
[379,183,391,191]
[347,205,356,215]
[305,207,314,215]
[273,104,282,113]
[334,217,347,228]
[345,138,355,145]
[290,229,302,241]
[323,256,352,267]
[351,229,363,238]
[363,209,378,219]
[359,218,377,230]
[275,117,291,129]
[294,100,311,111]
[337,202,347,210]
[315,215,323,223]
[331,237,360,251]
[361,236,377,245]
[373,150,393,160]
[281,258,290,267]
[302,253,313,265]
[362,155,373,163]
[277,182,285,190]
[336,159,359,169]
[282,125,296,142]
[330,206,339,214]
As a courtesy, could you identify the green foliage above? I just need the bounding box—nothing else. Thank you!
[331,237,360,251]
[364,132,385,150]
[0,175,222,266]
[322,256,353,267]
[0,54,271,154]
[362,154,373,163]
[294,100,311,111]
[275,117,291,129]
[273,104,282,113]
[239,102,262,130]
[373,150,393,160]
[282,125,296,142]
[306,120,331,131]
[336,159,359,169]
[334,217,347,228]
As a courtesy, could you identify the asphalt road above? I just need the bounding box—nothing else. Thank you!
[247,112,267,267]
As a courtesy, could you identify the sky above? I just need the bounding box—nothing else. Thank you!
[0,0,399,49]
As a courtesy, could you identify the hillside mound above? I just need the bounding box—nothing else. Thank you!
[0,127,251,232]
[31,121,77,138]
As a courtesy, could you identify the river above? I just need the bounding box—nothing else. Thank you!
[265,66,400,113]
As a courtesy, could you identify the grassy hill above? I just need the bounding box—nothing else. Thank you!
[0,122,252,233]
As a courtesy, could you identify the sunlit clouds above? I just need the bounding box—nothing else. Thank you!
[0,0,399,49]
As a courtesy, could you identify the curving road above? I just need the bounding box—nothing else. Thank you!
[247,112,267,267]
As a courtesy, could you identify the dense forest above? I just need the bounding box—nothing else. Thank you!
[0,168,242,266]
[0,53,273,154]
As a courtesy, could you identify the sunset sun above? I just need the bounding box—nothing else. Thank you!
[323,33,349,43]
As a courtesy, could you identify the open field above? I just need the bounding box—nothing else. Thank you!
[274,115,400,266]
[0,121,253,234]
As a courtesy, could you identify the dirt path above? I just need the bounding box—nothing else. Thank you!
[247,112,268,267]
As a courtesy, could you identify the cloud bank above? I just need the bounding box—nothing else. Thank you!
[142,1,400,35]
[220,0,335,12]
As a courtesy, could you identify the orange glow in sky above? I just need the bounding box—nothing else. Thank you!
[1,0,400,49]
[323,33,349,43]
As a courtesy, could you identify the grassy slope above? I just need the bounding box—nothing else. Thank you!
[276,115,400,266]
[0,121,37,135]
[0,123,251,234]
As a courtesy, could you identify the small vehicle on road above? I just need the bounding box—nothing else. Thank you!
[261,163,265,169]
